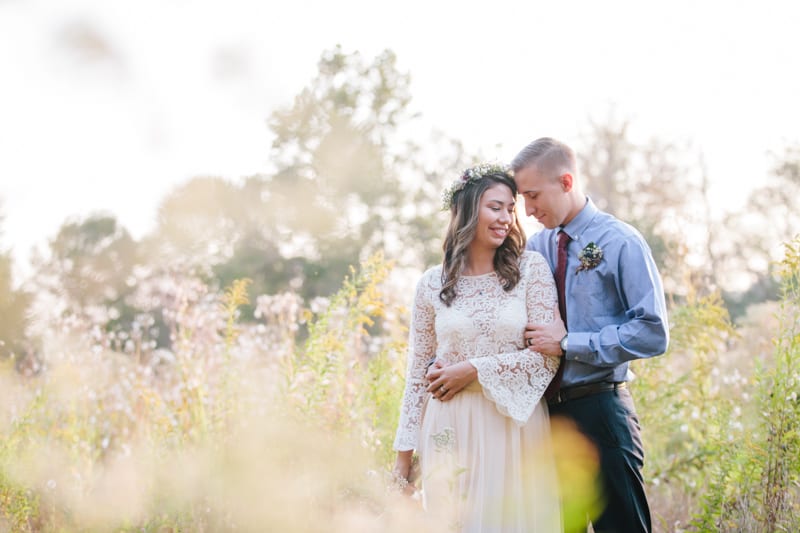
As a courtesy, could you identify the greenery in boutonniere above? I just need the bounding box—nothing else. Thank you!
[577,242,603,273]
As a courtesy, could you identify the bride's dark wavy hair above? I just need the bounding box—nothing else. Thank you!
[439,171,526,306]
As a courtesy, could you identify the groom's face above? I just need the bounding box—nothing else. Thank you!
[514,164,569,229]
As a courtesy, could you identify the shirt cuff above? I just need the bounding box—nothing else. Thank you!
[564,331,595,364]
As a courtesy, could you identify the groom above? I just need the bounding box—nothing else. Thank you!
[514,137,668,533]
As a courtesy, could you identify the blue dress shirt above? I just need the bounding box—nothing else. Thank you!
[526,197,669,387]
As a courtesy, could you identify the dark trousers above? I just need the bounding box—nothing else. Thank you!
[549,387,651,533]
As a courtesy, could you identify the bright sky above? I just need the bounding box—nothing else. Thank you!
[2,0,799,281]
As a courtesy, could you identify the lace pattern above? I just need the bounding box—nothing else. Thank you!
[394,252,559,450]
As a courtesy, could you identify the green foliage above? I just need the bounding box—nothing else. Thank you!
[45,214,138,308]
[217,277,252,428]
[578,115,702,295]
[5,237,800,531]
[723,273,780,321]
[759,237,800,529]
[0,251,31,360]
[149,176,244,267]
[0,360,43,530]
[689,236,800,532]
[0,208,31,361]
[0,254,427,531]
[716,143,800,304]
[141,46,451,307]
[259,46,414,298]
[11,46,800,532]
[212,230,288,319]
[220,278,252,354]
[632,292,739,529]
[280,253,406,465]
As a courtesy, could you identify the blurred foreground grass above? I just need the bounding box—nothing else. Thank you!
[0,255,427,531]
[1,243,799,531]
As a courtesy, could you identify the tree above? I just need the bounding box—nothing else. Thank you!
[146,176,245,270]
[0,252,30,360]
[0,206,31,359]
[144,46,485,309]
[715,144,800,316]
[33,214,138,329]
[266,46,410,257]
[214,46,423,302]
[578,115,706,298]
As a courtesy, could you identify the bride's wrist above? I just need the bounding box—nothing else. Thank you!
[389,468,409,491]
[459,361,478,380]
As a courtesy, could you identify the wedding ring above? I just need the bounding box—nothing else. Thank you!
[526,338,532,346]
[441,387,448,394]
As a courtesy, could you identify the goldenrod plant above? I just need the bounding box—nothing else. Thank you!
[1,248,799,531]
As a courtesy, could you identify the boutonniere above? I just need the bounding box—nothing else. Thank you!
[577,242,603,273]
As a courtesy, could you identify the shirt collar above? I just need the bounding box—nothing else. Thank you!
[559,196,598,242]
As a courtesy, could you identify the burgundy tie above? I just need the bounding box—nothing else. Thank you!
[544,230,570,400]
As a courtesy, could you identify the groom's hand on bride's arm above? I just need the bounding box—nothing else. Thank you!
[525,317,566,357]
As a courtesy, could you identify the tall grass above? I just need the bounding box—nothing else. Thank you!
[0,253,430,531]
[690,237,800,532]
[1,245,799,531]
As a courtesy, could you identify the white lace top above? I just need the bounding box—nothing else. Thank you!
[394,251,560,451]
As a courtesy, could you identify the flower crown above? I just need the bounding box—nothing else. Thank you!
[440,162,514,211]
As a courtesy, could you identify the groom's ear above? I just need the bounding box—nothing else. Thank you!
[560,173,574,192]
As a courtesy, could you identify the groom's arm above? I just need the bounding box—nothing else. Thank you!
[566,237,669,367]
[525,309,566,356]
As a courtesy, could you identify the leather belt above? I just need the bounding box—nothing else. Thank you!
[548,381,626,406]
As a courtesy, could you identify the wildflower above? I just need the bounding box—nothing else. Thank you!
[576,242,604,273]
[441,162,513,211]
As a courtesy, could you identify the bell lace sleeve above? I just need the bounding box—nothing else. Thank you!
[469,253,560,424]
[393,270,437,451]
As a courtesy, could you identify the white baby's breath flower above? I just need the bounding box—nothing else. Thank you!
[441,162,514,211]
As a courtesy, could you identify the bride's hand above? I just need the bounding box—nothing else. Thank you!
[391,451,416,495]
[425,359,446,383]
[426,361,477,402]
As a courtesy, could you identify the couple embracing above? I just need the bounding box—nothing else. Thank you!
[392,137,669,532]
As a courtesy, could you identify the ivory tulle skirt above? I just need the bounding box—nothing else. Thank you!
[418,381,562,532]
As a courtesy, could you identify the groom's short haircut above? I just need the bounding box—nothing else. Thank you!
[512,137,577,179]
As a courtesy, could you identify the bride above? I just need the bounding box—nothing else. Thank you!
[392,163,562,532]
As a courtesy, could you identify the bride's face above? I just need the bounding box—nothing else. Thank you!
[471,183,516,251]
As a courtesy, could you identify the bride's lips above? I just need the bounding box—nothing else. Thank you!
[490,227,508,238]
